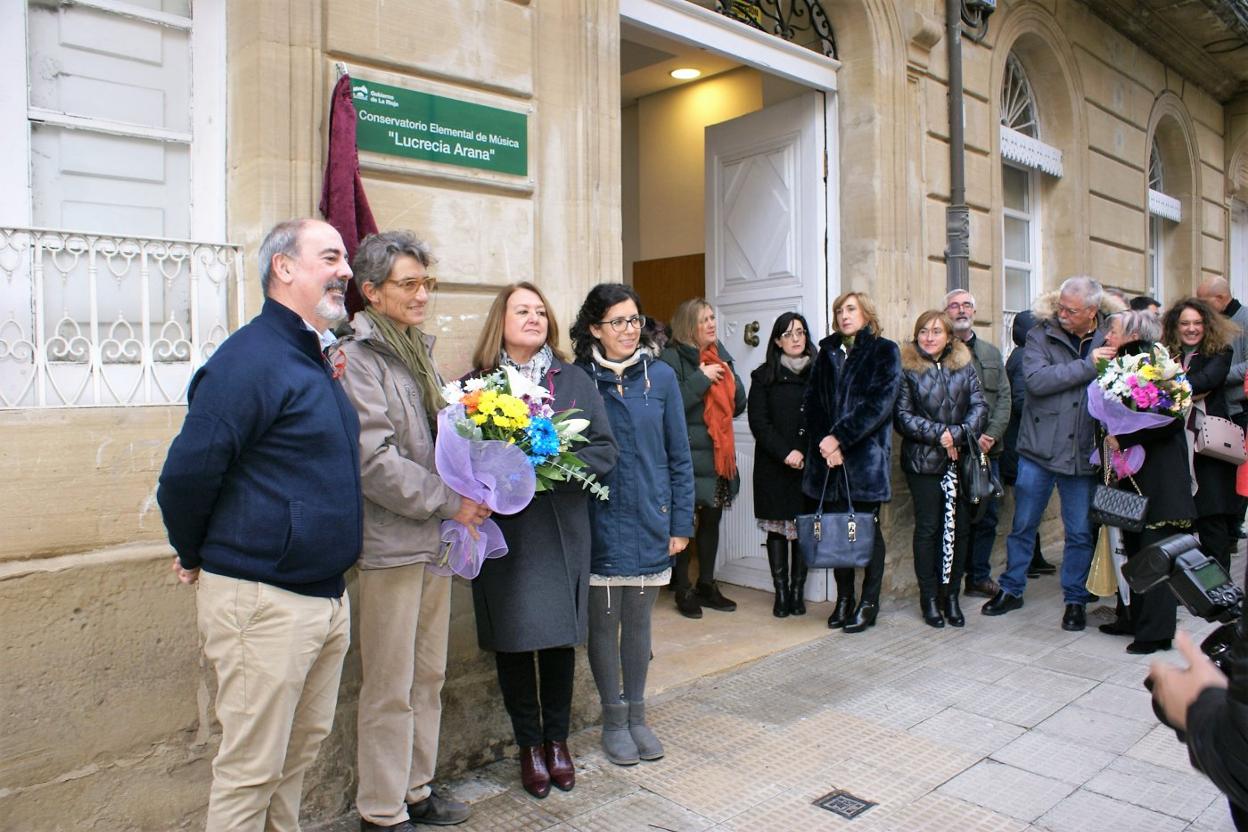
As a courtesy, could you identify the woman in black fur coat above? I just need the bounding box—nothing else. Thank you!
[802,292,902,633]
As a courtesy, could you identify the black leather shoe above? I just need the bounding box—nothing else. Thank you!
[942,591,965,628]
[1027,555,1057,578]
[826,594,855,629]
[766,538,790,618]
[675,589,702,619]
[981,590,1023,616]
[921,594,945,628]
[407,792,471,826]
[1098,620,1133,637]
[1061,603,1086,631]
[842,601,878,633]
[1126,639,1172,655]
[696,581,737,612]
[361,820,419,831]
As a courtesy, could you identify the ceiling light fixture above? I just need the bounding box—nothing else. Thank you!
[669,68,701,80]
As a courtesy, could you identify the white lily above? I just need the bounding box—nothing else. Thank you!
[502,364,552,401]
[441,381,463,403]
[559,417,590,436]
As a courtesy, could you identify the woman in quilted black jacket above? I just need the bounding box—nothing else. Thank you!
[895,310,988,628]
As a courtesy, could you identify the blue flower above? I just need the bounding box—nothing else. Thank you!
[525,416,560,460]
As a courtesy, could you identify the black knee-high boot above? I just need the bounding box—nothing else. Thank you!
[788,539,807,616]
[765,534,790,618]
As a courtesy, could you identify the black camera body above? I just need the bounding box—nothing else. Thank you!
[1123,533,1243,675]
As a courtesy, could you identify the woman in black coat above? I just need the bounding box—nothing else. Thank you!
[468,282,619,798]
[1163,298,1240,571]
[748,312,815,618]
[894,310,988,628]
[1097,310,1196,655]
[803,292,902,633]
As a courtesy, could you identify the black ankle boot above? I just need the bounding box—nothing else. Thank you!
[842,600,878,633]
[765,537,790,618]
[941,588,965,627]
[921,593,945,628]
[827,594,855,629]
[788,543,808,616]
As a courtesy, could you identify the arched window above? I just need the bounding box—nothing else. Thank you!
[1147,137,1181,302]
[999,53,1061,349]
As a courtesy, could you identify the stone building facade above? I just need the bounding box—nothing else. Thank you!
[2,0,1247,828]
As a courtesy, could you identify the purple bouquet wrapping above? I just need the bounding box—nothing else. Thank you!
[430,404,536,579]
[1086,380,1175,477]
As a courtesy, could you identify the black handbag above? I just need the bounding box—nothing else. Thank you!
[1089,440,1149,532]
[796,465,876,569]
[960,425,1003,521]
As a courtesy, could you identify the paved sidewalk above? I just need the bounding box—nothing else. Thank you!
[320,564,1240,832]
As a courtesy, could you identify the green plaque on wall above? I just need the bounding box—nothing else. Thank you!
[352,80,528,176]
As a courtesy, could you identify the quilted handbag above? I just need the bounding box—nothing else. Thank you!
[1194,410,1248,465]
[797,465,875,569]
[1089,441,1148,532]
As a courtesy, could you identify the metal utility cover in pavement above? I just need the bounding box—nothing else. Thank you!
[814,790,876,819]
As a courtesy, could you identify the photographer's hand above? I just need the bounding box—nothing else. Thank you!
[1147,631,1228,731]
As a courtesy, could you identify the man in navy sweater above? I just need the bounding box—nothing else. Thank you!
[158,218,363,832]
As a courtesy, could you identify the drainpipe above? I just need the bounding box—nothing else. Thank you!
[945,0,970,293]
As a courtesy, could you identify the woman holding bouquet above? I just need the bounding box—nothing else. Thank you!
[1096,310,1195,654]
[1162,298,1239,571]
[332,231,489,829]
[659,298,747,619]
[571,283,695,766]
[469,282,618,799]
[894,310,988,628]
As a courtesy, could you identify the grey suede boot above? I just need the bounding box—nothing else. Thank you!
[601,702,640,765]
[627,701,664,761]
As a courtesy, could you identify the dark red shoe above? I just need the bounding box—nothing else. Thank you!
[519,745,550,798]
[544,739,576,791]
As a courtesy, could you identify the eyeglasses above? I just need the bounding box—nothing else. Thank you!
[599,314,646,332]
[1056,302,1091,318]
[779,329,807,341]
[391,276,438,294]
[946,301,974,311]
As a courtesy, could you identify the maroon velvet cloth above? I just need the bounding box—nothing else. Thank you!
[318,73,378,317]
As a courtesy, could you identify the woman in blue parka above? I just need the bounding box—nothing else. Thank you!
[572,283,695,767]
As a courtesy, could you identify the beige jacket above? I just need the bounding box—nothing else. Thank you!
[332,313,460,569]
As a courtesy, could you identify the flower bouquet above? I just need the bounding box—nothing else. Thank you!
[431,366,609,579]
[1087,343,1192,477]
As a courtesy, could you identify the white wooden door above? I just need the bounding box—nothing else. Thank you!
[705,91,832,600]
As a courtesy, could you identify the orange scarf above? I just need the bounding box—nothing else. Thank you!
[700,343,737,479]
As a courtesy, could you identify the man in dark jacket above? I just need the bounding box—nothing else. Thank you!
[982,277,1115,631]
[945,290,1011,598]
[157,219,363,831]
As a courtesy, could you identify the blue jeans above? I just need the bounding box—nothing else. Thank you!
[969,458,1001,583]
[998,456,1096,604]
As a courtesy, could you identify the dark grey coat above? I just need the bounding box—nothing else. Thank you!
[471,359,618,653]
[1017,293,1111,477]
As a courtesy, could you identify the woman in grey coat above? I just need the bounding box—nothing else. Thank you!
[469,281,618,799]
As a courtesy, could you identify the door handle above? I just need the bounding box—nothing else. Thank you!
[743,320,760,347]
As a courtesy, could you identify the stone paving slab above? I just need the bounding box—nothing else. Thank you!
[310,551,1243,832]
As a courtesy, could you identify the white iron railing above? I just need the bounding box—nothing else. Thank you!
[0,226,246,408]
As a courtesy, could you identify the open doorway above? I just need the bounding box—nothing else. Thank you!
[618,6,841,686]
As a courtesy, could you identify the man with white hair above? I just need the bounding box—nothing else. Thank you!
[982,276,1113,631]
[944,289,1011,598]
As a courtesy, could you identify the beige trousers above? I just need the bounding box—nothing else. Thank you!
[356,562,452,826]
[197,571,351,832]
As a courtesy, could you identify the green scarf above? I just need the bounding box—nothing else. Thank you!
[363,306,445,422]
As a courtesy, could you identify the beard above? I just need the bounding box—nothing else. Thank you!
[315,280,349,325]
[951,316,973,333]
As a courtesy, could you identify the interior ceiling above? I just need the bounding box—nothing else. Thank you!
[620,21,743,106]
[1078,0,1248,102]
